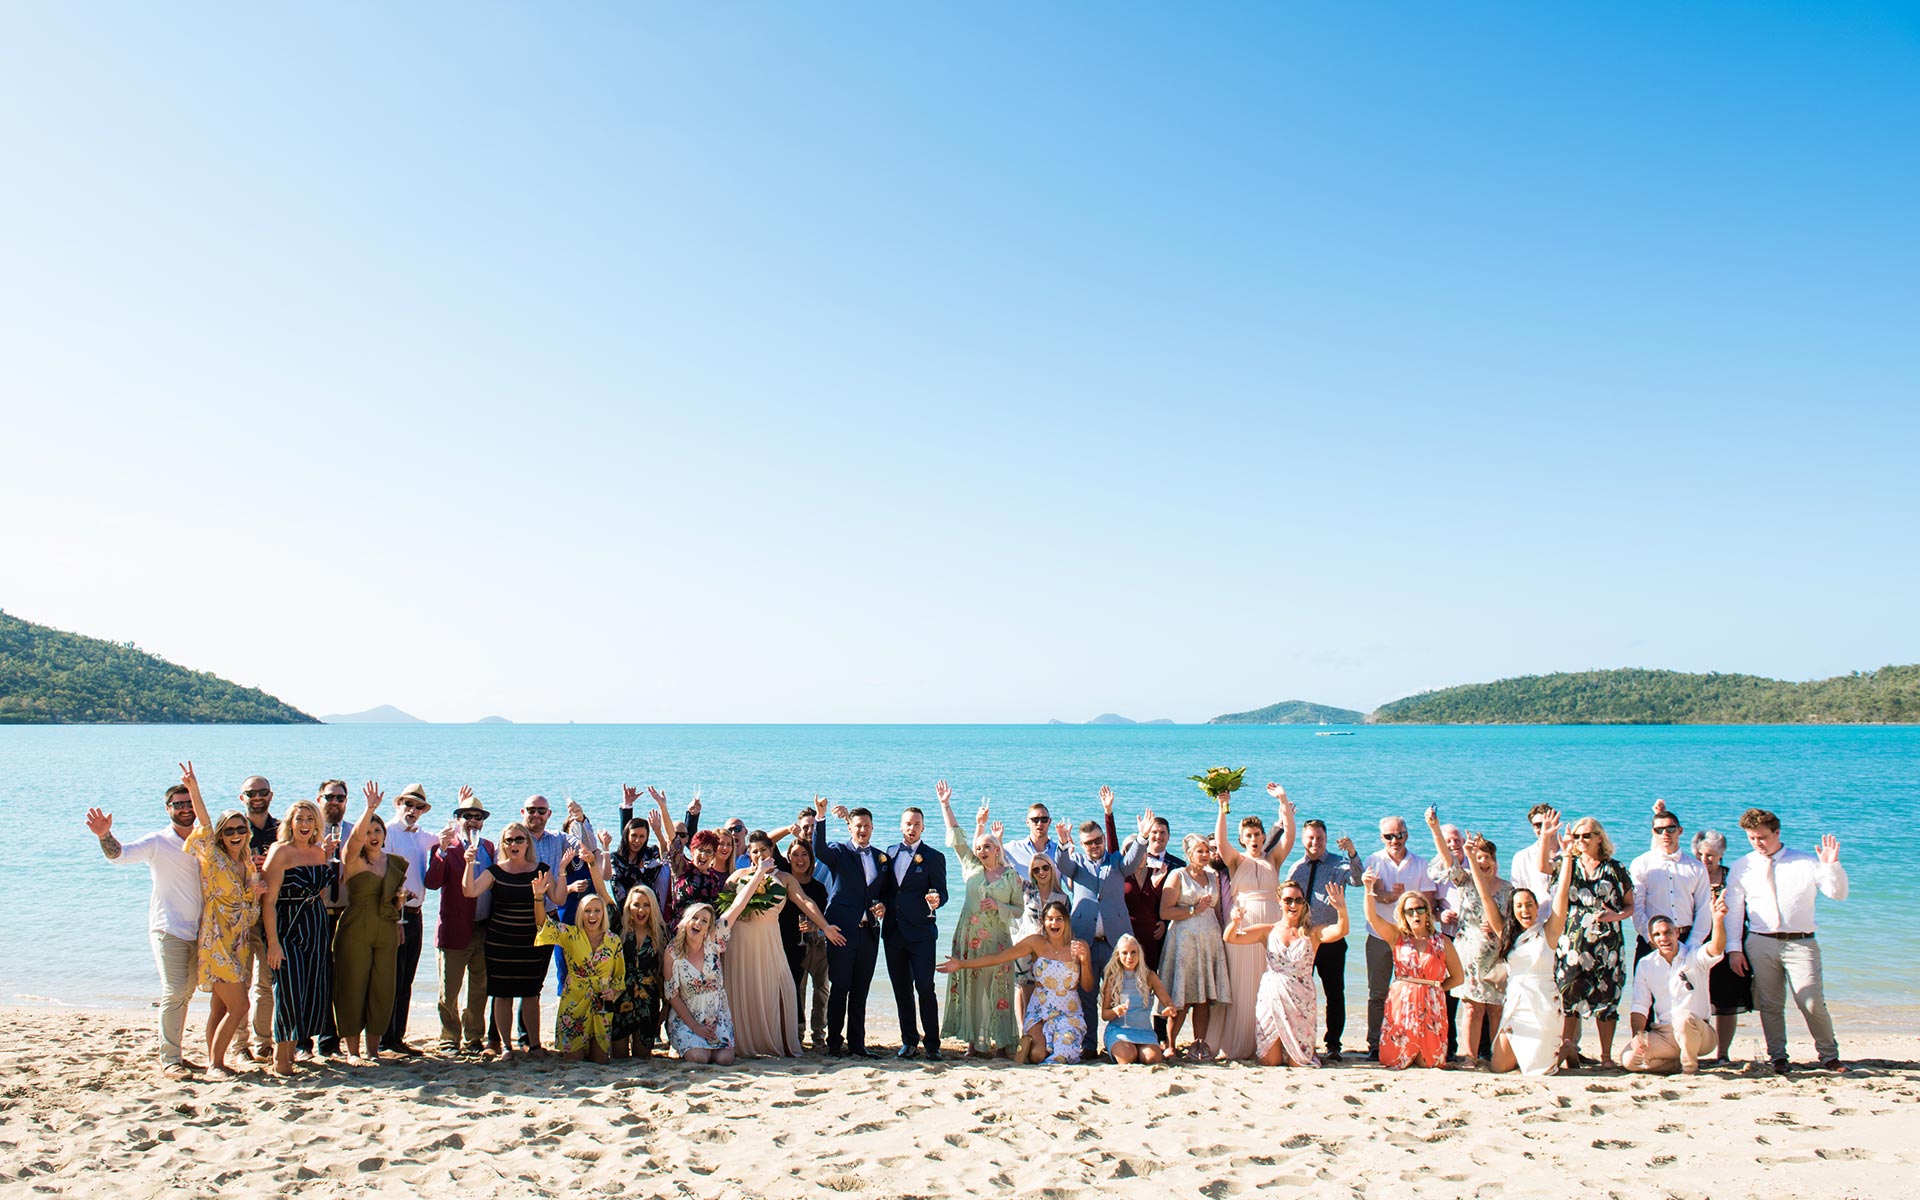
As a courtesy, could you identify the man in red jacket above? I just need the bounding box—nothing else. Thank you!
[425,789,495,1055]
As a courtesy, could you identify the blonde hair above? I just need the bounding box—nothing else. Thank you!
[671,901,720,961]
[1394,890,1435,938]
[575,892,609,933]
[211,809,259,890]
[497,821,534,867]
[622,884,664,950]
[1099,934,1157,1014]
[1569,817,1614,862]
[277,800,322,847]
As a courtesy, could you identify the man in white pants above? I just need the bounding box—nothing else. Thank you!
[87,783,203,1077]
[1722,807,1849,1074]
[1623,900,1727,1075]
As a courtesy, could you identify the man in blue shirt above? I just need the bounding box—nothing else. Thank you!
[1054,786,1147,1058]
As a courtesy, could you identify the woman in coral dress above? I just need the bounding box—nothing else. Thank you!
[1362,874,1464,1070]
[1211,784,1297,1060]
[722,834,843,1057]
[937,786,1023,1055]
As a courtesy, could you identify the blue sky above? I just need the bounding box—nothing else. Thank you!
[2,4,1915,722]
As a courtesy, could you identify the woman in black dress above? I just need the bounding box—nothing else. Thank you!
[1694,829,1751,1062]
[261,799,334,1076]
[464,820,561,1061]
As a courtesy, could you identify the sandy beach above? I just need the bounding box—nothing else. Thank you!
[2,1005,1915,1200]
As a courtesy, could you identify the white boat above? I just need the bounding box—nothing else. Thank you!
[1314,730,1355,737]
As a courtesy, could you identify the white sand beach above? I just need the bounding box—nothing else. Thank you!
[2,1005,1915,1199]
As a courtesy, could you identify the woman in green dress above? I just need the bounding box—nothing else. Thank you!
[935,782,1023,1056]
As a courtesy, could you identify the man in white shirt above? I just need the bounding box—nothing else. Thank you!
[1623,898,1728,1075]
[380,783,439,1057]
[1630,801,1712,961]
[1363,815,1434,1061]
[1722,807,1849,1074]
[1509,804,1559,924]
[87,783,203,1077]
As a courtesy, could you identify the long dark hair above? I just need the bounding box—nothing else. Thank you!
[1499,887,1533,960]
[1040,899,1072,944]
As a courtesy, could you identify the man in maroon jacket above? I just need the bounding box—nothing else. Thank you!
[1122,810,1183,1042]
[425,789,495,1055]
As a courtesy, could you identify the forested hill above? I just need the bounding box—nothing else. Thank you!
[0,610,318,724]
[1371,666,1920,725]
[1209,700,1368,725]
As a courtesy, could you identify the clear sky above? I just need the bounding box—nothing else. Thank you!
[2,4,1916,723]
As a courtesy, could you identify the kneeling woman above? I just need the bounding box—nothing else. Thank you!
[1493,820,1576,1075]
[536,837,626,1063]
[937,900,1093,1064]
[1098,934,1176,1064]
[665,858,773,1065]
[1224,880,1349,1067]
[1361,876,1464,1069]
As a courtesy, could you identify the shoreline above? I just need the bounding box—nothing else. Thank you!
[2,1006,1916,1198]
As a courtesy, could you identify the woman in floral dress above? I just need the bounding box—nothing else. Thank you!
[1424,809,1514,1065]
[1553,817,1635,1068]
[178,762,262,1081]
[1362,878,1463,1069]
[1224,879,1349,1067]
[610,883,666,1058]
[939,900,1093,1064]
[535,840,625,1062]
[935,786,1023,1055]
[664,860,772,1065]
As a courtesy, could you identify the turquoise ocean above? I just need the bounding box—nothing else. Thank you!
[5,723,1912,1030]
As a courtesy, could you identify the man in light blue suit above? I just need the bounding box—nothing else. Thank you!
[1055,785,1147,1058]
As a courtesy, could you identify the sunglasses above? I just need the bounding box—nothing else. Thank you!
[1653,824,1680,834]
[167,799,195,809]
[221,826,248,838]
[403,802,428,811]
[503,835,529,845]
[244,788,272,799]
[524,807,550,815]
[1029,815,1050,823]
[1381,832,1407,841]
[1281,898,1306,907]
[323,794,348,803]
[1405,905,1430,915]
[1575,832,1600,840]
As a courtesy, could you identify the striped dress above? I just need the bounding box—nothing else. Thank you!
[273,863,334,1043]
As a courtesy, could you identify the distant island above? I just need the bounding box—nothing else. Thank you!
[474,715,513,725]
[1209,700,1368,725]
[0,610,317,724]
[321,704,428,725]
[1371,666,1919,725]
[1048,714,1176,726]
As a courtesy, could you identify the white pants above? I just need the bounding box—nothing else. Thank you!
[150,931,199,1065]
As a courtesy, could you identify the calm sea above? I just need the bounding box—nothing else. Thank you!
[5,723,1912,1029]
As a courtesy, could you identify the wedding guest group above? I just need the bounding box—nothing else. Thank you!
[88,766,1853,1083]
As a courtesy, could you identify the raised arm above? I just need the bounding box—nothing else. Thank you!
[1214,793,1241,871]
[180,761,213,834]
[1360,868,1401,944]
[781,872,846,946]
[1466,839,1503,940]
[1543,834,1575,945]
[1816,835,1849,900]
[936,781,978,871]
[1315,883,1351,943]
[588,834,612,903]
[462,838,495,898]
[721,859,773,928]
[341,781,383,867]
[1424,806,1454,870]
[85,807,123,860]
[1264,784,1297,868]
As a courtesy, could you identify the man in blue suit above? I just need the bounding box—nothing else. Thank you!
[1056,785,1148,1058]
[811,795,891,1058]
[883,790,951,1059]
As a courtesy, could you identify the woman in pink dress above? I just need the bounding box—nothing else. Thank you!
[1224,879,1349,1066]
[1210,783,1297,1060]
[1361,878,1464,1069]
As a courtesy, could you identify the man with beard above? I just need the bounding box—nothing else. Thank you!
[86,781,204,1077]
[239,775,280,1062]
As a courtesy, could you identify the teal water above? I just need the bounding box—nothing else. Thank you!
[5,724,1912,1026]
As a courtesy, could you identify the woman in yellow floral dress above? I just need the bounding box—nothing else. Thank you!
[935,784,1022,1055]
[179,762,262,1081]
[535,840,625,1062]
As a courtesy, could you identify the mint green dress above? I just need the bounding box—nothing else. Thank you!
[940,819,1023,1052]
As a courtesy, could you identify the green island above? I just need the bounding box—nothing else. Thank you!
[0,610,318,724]
[1369,666,1920,725]
[1209,700,1368,725]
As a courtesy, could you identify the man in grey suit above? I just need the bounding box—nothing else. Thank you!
[1055,786,1148,1058]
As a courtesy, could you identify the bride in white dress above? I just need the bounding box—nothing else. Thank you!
[1493,817,1575,1076]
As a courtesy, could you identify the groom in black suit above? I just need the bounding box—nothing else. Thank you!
[882,802,950,1059]
[810,796,891,1058]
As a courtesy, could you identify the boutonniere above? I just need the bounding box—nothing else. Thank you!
[912,853,923,865]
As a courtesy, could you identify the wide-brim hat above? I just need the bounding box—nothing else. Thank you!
[396,783,431,811]
[454,805,491,820]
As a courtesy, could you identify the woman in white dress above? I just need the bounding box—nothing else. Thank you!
[1159,834,1232,1059]
[1492,817,1576,1076]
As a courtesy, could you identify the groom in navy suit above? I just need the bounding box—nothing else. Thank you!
[882,796,950,1059]
[811,796,891,1058]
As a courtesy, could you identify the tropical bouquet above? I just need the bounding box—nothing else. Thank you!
[717,874,787,918]
[1188,766,1248,803]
